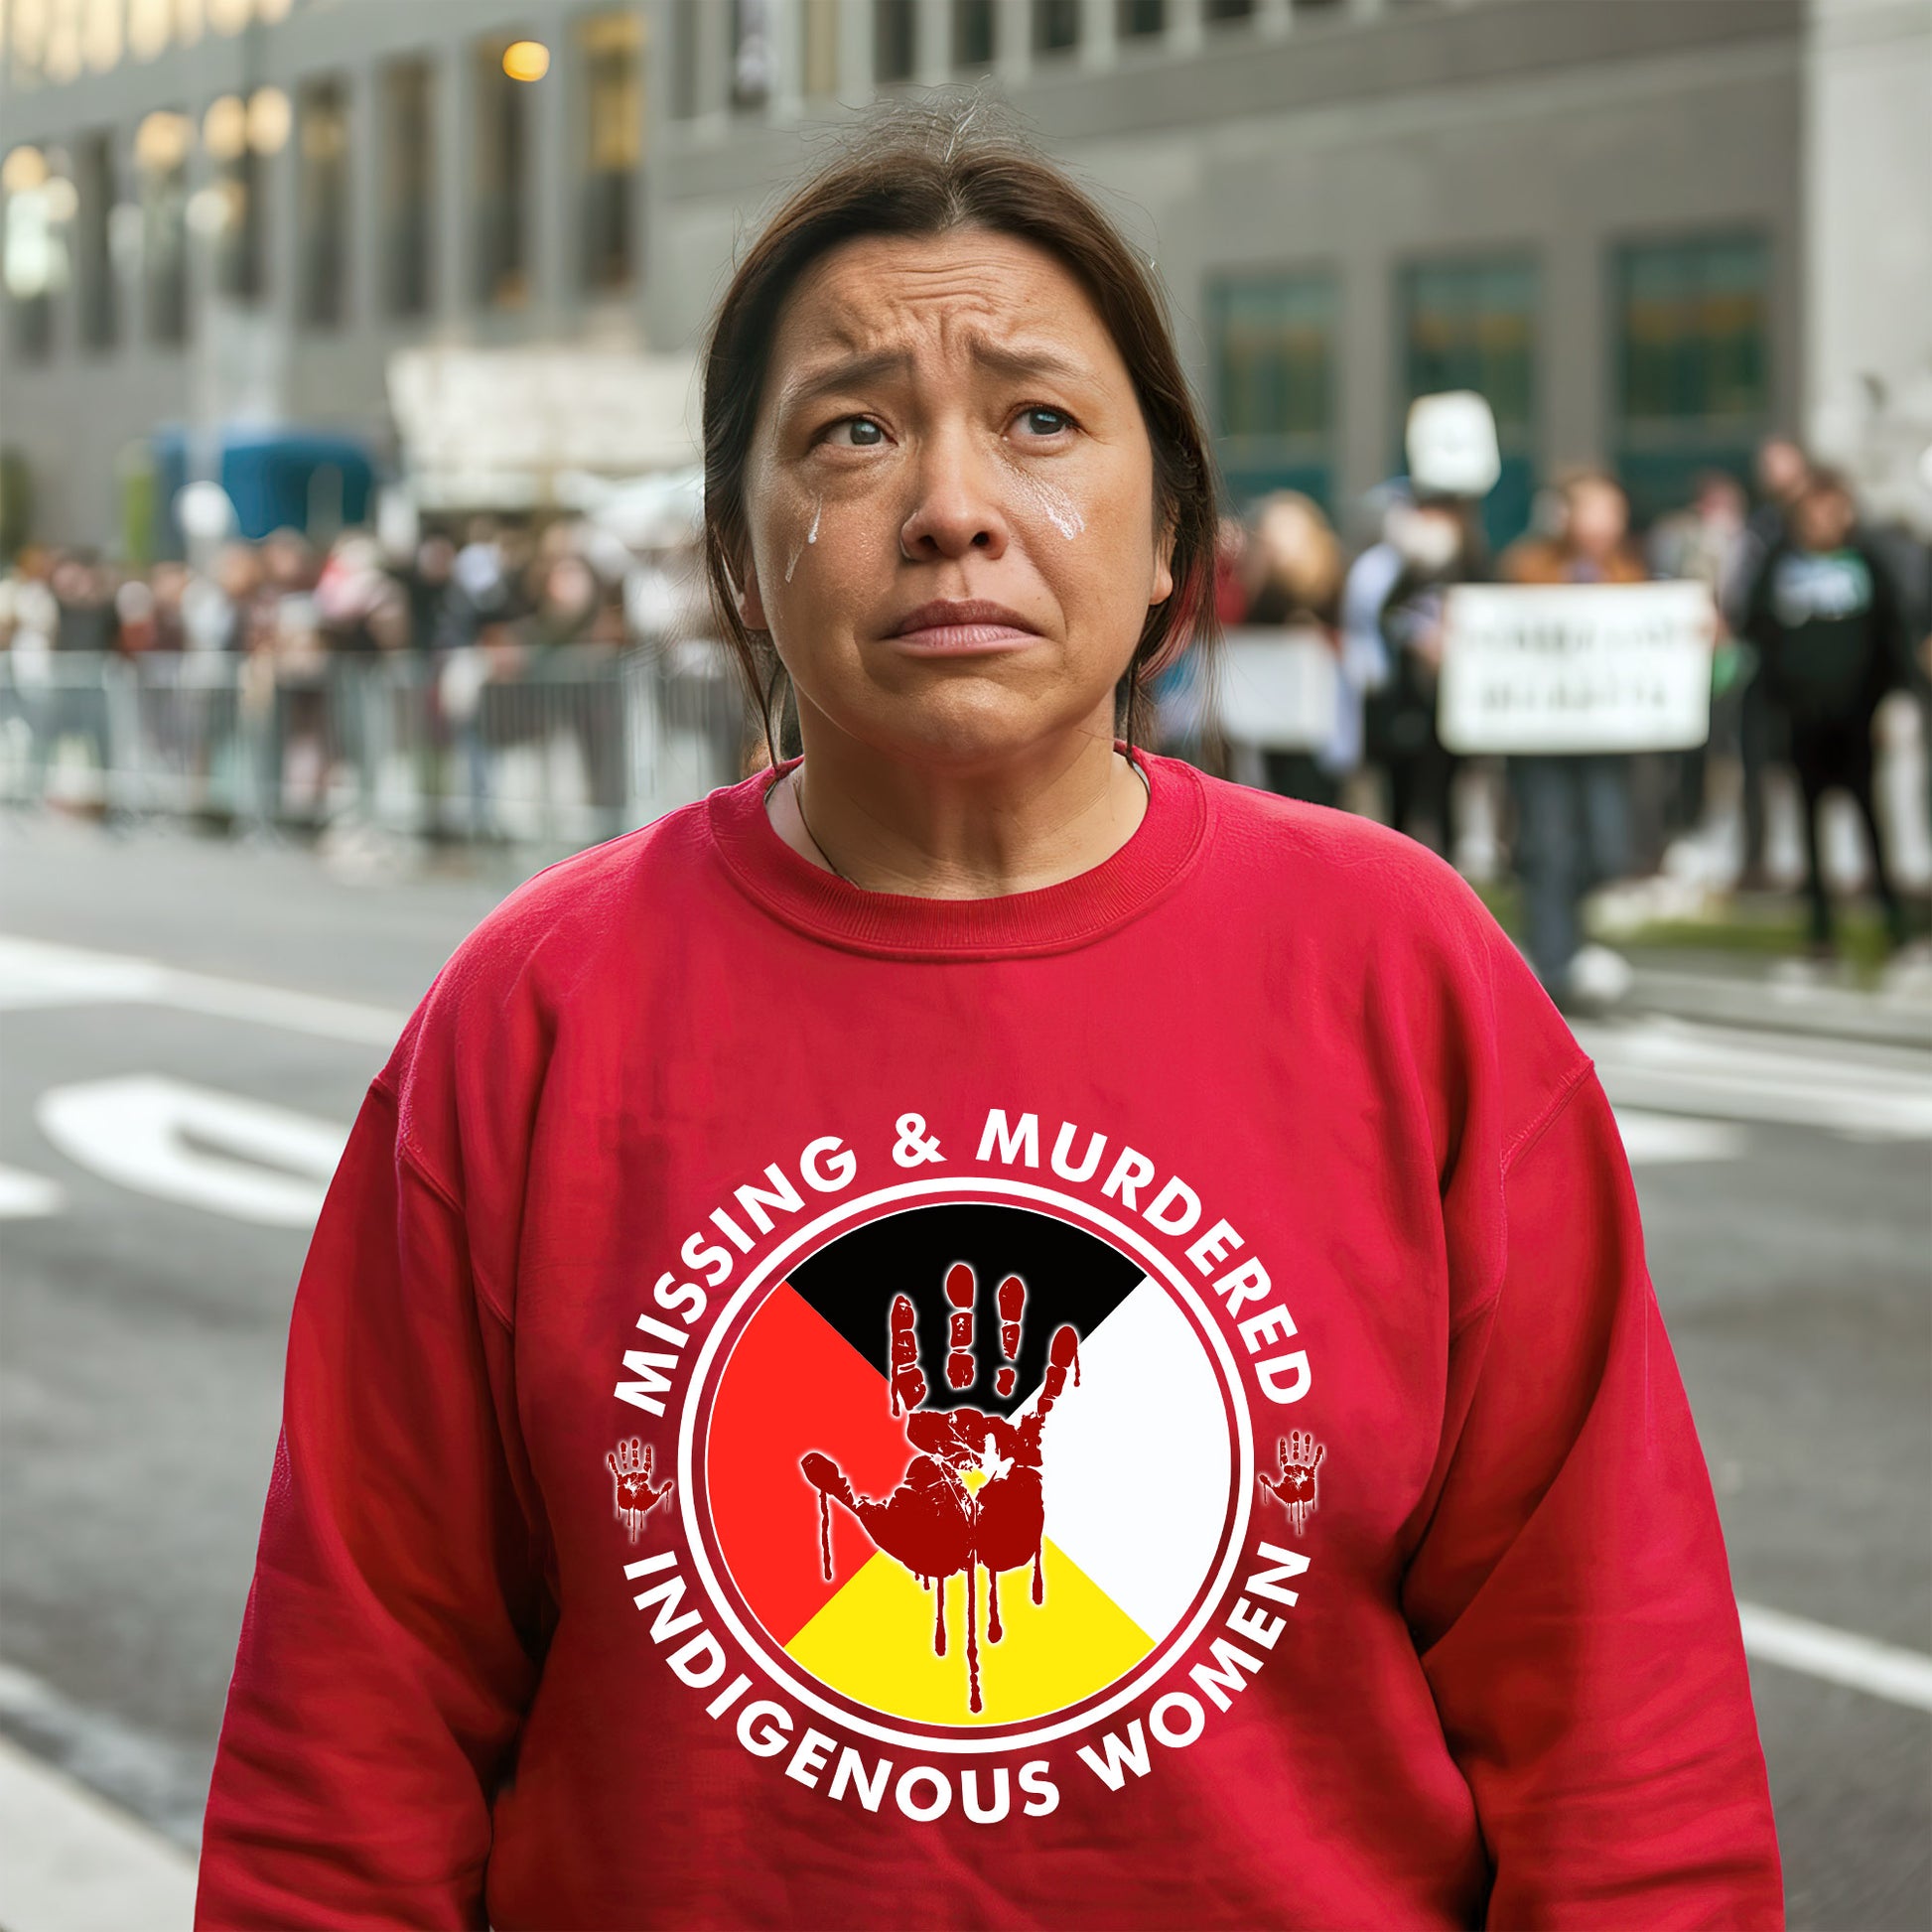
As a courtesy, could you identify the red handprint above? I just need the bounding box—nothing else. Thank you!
[800,1267,1080,1716]
[607,1438,675,1545]
[1257,1430,1324,1537]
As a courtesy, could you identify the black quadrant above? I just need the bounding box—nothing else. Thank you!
[786,1202,1145,1419]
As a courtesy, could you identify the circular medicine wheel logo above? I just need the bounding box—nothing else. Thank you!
[683,1195,1247,1752]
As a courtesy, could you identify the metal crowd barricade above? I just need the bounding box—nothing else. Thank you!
[0,641,751,849]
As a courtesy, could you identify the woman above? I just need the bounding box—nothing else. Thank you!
[199,106,1780,1929]
[1236,489,1346,807]
[1500,469,1650,1006]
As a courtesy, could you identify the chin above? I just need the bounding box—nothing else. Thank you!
[852,680,1103,769]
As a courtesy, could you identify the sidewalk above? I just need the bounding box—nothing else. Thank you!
[1619,947,1932,1050]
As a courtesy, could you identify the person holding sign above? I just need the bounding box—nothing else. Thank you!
[1499,470,1648,1005]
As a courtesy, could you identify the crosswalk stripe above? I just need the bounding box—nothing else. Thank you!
[0,933,406,1043]
[0,1732,197,1932]
[1737,1602,1932,1713]
[1580,1016,1932,1139]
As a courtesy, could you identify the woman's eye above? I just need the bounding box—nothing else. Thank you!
[1017,406,1071,438]
[826,417,885,448]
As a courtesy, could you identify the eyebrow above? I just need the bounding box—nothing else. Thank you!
[774,340,1096,418]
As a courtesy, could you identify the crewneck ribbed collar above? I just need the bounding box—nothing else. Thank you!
[705,747,1207,960]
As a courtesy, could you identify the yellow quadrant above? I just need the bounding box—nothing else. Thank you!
[784,1538,1154,1727]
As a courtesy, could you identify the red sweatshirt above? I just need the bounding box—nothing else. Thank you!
[199,752,1781,1930]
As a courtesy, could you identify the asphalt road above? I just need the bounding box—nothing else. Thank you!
[1,811,1927,1928]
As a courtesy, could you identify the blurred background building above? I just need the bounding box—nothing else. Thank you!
[2,0,1928,558]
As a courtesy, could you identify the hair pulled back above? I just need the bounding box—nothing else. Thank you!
[699,95,1220,763]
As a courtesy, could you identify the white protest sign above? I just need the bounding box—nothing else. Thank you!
[1438,581,1716,755]
[1406,391,1501,498]
[1216,627,1340,752]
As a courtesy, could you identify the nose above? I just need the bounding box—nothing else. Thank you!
[898,423,1010,562]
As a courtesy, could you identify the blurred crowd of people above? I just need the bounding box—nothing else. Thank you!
[3,440,1929,1001]
[0,514,688,672]
[1178,437,1932,1005]
[0,510,716,835]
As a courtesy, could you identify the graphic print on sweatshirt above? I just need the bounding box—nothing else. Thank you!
[683,1199,1245,1747]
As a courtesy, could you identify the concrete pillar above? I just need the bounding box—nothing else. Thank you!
[995,0,1031,86]
[1542,225,1599,473]
[1080,0,1118,69]
[1337,249,1391,511]
[769,0,805,120]
[839,0,876,99]
[696,0,732,126]
[1804,0,1932,521]
[1255,0,1294,41]
[917,0,950,84]
[434,40,473,331]
[527,34,571,325]
[346,64,381,335]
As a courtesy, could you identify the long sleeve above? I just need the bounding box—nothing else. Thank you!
[197,1074,548,1930]
[1403,1068,1783,1930]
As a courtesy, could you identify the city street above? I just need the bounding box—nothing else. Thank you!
[1,811,1927,1930]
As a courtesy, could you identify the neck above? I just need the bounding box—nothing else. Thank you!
[766,698,1150,898]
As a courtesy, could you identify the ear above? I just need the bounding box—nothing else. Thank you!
[738,554,768,632]
[1149,511,1177,608]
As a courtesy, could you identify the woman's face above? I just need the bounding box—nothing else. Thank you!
[737,227,1174,768]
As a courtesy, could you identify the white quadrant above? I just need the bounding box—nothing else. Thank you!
[1035,1276,1232,1643]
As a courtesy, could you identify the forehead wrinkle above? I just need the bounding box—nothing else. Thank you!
[775,328,1102,424]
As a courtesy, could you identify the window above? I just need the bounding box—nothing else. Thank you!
[580,12,640,293]
[954,0,993,69]
[1399,255,1539,546]
[297,75,348,327]
[134,109,190,345]
[74,129,118,348]
[1613,232,1768,518]
[1119,0,1166,36]
[875,0,913,82]
[1207,269,1336,510]
[731,0,769,108]
[381,59,433,318]
[801,0,841,95]
[1034,0,1079,55]
[474,38,529,307]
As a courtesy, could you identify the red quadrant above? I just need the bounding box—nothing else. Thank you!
[705,1282,918,1646]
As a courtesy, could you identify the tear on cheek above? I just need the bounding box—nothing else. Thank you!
[1002,467,1085,540]
[783,495,825,584]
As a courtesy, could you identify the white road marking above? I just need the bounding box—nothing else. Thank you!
[0,933,406,1044]
[0,1163,67,1218]
[1736,1602,1932,1713]
[1580,1015,1932,1140]
[1613,1108,1748,1166]
[6,932,1927,1148]
[37,1075,348,1227]
[0,1733,196,1932]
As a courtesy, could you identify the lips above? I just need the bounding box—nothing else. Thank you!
[888,599,1043,654]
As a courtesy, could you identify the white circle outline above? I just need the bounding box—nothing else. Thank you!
[673,1175,1256,1756]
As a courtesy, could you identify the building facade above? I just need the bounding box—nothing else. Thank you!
[2,0,1927,553]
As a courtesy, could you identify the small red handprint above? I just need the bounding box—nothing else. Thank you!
[1257,1431,1324,1537]
[800,1267,1079,1716]
[607,1438,675,1545]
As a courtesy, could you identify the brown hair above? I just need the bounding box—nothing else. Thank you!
[699,95,1220,765]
